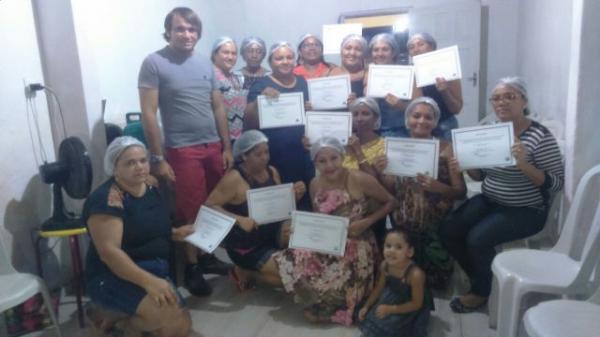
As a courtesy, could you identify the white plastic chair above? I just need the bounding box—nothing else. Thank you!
[524,282,600,337]
[491,164,600,337]
[0,239,62,337]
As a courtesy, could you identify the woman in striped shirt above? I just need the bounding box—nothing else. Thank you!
[439,77,564,313]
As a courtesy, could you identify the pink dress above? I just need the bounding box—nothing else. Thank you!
[273,187,378,325]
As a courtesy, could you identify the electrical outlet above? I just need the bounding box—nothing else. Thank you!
[23,78,36,99]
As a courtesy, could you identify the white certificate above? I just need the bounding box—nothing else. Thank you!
[384,137,440,179]
[366,64,414,99]
[247,183,296,225]
[289,211,348,257]
[412,45,462,88]
[258,92,305,129]
[452,122,516,170]
[185,206,236,254]
[322,23,363,54]
[305,111,352,145]
[308,75,351,110]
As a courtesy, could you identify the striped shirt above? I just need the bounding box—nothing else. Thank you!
[482,120,564,208]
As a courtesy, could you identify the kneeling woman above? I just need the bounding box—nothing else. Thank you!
[205,130,306,287]
[84,136,192,337]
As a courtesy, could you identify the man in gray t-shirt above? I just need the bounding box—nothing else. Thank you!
[138,7,233,297]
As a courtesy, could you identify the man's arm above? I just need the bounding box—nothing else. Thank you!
[211,90,233,170]
[140,88,175,182]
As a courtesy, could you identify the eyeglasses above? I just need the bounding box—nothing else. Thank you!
[489,93,521,104]
[301,42,321,50]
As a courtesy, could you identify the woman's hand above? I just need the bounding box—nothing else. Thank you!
[293,181,306,201]
[373,155,388,174]
[171,225,194,242]
[261,87,280,98]
[238,217,257,232]
[358,306,369,321]
[347,134,362,156]
[448,156,461,176]
[144,276,177,307]
[375,304,393,319]
[416,173,444,193]
[435,77,449,92]
[348,219,369,237]
[512,141,528,166]
[346,92,357,106]
[384,93,401,108]
[301,136,311,151]
[304,101,313,111]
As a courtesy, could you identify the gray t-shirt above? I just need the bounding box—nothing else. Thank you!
[138,46,220,148]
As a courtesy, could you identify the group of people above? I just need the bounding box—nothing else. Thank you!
[82,6,565,337]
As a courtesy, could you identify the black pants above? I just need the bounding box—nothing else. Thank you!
[439,194,547,296]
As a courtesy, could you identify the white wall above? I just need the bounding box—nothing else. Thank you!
[0,0,55,277]
[74,0,520,127]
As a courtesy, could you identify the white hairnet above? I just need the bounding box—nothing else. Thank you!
[233,130,269,161]
[310,136,345,161]
[211,36,236,59]
[349,97,381,129]
[104,136,146,176]
[404,97,441,129]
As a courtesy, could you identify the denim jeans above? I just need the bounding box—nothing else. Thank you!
[438,194,547,296]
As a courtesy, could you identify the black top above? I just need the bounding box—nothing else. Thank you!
[351,79,365,97]
[422,85,452,122]
[83,178,171,280]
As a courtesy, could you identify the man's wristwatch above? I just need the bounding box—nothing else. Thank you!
[150,154,165,164]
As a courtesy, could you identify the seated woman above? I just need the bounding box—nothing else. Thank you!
[212,36,247,140]
[244,41,314,209]
[232,137,395,325]
[407,32,463,140]
[293,34,335,79]
[235,36,270,90]
[84,136,192,337]
[364,33,421,137]
[374,97,466,290]
[204,130,305,288]
[329,34,368,97]
[439,77,564,312]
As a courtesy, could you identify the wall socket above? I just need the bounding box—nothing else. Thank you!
[23,79,36,99]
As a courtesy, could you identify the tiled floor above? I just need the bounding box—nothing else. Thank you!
[23,251,501,337]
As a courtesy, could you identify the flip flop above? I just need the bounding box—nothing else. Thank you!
[449,297,487,313]
[228,268,254,292]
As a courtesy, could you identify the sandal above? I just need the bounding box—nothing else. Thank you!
[228,268,254,292]
[449,297,487,313]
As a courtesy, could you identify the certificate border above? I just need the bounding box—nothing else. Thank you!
[366,64,415,99]
[305,111,352,145]
[384,137,440,179]
[187,205,236,253]
[289,210,349,257]
[246,183,296,225]
[307,75,351,110]
[451,122,515,170]
[257,92,305,129]
[413,45,462,88]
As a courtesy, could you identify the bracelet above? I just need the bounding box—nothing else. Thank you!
[358,157,368,165]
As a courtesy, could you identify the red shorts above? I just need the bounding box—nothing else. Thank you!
[167,142,224,224]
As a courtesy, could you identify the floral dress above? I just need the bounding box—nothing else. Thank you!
[391,155,455,289]
[215,67,247,140]
[273,187,378,326]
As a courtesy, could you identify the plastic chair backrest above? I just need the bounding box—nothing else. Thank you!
[553,164,600,255]
[0,238,17,276]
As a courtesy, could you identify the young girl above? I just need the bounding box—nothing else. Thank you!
[358,229,431,337]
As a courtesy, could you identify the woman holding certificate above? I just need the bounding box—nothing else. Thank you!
[365,33,420,137]
[212,37,247,140]
[374,97,466,289]
[84,137,193,337]
[329,34,368,97]
[205,130,305,290]
[274,137,395,325]
[407,32,463,140]
[439,77,564,313]
[244,41,314,209]
[293,34,334,79]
